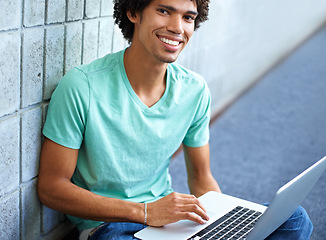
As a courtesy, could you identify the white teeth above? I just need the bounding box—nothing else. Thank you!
[160,37,179,46]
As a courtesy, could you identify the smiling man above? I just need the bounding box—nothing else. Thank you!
[37,0,312,239]
[38,0,220,239]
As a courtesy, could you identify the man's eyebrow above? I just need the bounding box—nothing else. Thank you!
[157,4,198,16]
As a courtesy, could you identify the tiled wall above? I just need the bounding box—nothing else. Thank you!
[0,0,127,239]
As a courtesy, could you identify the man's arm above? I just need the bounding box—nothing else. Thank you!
[37,138,145,223]
[37,138,209,226]
[183,143,221,197]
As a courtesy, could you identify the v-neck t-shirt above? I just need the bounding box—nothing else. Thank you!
[42,49,211,230]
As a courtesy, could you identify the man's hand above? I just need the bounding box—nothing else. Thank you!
[146,192,209,227]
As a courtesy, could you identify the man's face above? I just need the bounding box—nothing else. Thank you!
[130,0,198,64]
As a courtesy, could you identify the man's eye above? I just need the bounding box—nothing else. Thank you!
[184,15,195,22]
[157,8,168,14]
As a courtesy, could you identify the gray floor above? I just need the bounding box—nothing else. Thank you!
[170,26,326,239]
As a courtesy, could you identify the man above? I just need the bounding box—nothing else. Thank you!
[37,0,312,239]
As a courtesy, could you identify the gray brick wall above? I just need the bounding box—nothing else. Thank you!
[2,0,325,239]
[0,0,126,239]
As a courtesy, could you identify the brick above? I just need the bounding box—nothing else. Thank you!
[0,32,20,117]
[21,180,41,240]
[22,28,44,107]
[21,108,42,183]
[99,18,114,58]
[65,22,83,73]
[44,26,65,100]
[42,206,60,234]
[112,24,128,53]
[46,0,66,24]
[101,0,114,17]
[85,0,101,19]
[67,0,84,21]
[23,0,45,27]
[0,191,20,239]
[83,20,99,64]
[0,0,21,30]
[0,116,20,196]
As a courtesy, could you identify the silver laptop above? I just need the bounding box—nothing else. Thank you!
[135,155,326,240]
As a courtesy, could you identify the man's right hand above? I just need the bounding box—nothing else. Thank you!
[146,192,209,227]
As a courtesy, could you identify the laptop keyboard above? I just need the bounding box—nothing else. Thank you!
[188,206,262,240]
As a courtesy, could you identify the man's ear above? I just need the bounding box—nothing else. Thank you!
[127,10,139,24]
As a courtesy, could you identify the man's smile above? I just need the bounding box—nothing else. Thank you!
[156,34,185,52]
[159,37,180,46]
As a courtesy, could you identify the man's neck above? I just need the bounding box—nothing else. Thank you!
[123,46,168,108]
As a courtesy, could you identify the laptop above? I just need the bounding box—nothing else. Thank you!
[135,155,326,240]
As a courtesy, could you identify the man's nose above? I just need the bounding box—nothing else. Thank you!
[167,15,184,34]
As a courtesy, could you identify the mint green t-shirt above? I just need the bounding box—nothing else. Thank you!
[43,49,211,230]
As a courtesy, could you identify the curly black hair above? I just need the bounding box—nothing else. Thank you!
[113,0,210,43]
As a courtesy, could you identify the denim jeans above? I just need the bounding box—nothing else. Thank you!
[87,222,145,240]
[265,206,313,240]
[87,206,313,240]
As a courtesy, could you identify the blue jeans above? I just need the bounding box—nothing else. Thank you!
[265,206,313,240]
[87,206,313,240]
[87,222,145,240]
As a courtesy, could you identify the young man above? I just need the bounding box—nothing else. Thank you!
[37,0,313,239]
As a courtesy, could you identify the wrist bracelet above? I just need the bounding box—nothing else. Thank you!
[144,202,147,225]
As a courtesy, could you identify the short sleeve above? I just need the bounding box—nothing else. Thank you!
[183,82,211,147]
[43,67,90,149]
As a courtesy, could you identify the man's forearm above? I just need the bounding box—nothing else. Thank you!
[183,144,221,197]
[37,178,144,224]
[37,178,209,227]
[188,173,221,198]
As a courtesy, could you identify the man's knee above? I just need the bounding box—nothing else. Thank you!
[288,206,313,233]
[268,206,313,239]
